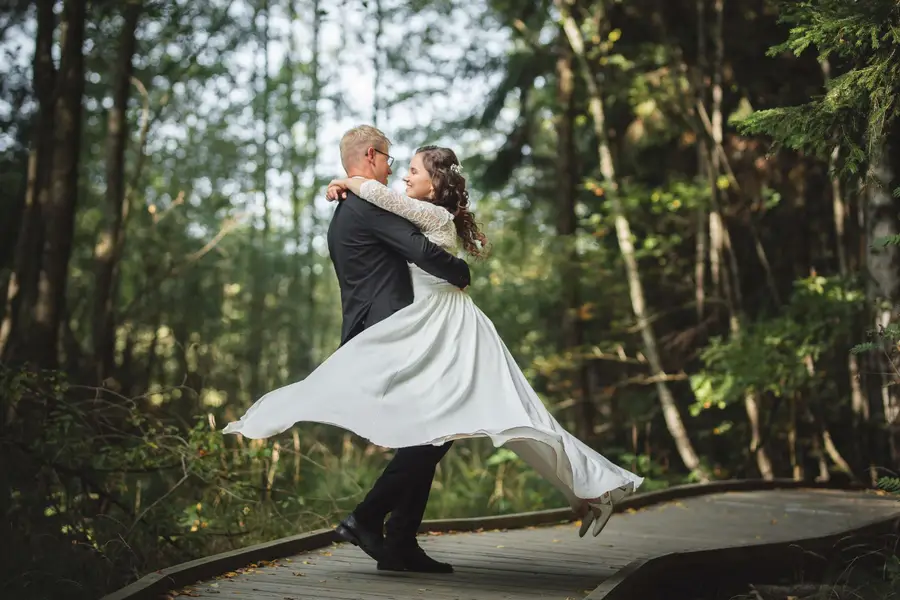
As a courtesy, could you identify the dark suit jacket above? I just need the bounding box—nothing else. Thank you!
[327,192,471,345]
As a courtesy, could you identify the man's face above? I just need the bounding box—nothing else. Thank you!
[370,146,393,185]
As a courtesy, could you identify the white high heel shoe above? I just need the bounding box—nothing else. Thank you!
[577,485,631,538]
[577,493,613,537]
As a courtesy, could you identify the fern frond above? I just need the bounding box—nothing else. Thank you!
[877,476,900,495]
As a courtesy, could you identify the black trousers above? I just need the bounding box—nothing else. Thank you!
[353,441,453,546]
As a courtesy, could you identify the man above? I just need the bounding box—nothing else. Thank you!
[327,125,469,574]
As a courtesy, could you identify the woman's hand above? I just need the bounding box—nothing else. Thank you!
[325,178,350,201]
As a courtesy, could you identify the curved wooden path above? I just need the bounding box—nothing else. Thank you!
[104,481,900,600]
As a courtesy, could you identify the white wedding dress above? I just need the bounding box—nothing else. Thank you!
[223,180,643,536]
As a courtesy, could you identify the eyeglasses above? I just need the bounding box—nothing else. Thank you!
[371,147,394,167]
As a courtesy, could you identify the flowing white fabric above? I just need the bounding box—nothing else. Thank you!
[223,180,643,509]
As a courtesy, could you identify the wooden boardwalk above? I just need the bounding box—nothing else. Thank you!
[158,487,899,600]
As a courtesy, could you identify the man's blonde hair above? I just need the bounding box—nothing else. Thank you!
[339,125,391,172]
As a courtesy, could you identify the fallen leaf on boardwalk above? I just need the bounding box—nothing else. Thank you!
[302,560,312,564]
[320,551,333,556]
[293,572,305,576]
[209,583,218,588]
[771,519,778,524]
[552,539,560,543]
[625,508,637,514]
[318,580,326,583]
[496,545,505,548]
[224,572,239,578]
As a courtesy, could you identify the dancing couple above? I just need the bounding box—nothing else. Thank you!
[224,125,642,574]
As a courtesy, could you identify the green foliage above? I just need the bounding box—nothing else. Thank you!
[617,453,671,491]
[8,0,900,596]
[2,363,632,599]
[877,476,900,494]
[736,0,900,174]
[873,233,900,248]
[692,276,864,412]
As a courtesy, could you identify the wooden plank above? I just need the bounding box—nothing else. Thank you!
[99,480,877,600]
[588,504,900,600]
[203,490,898,600]
[414,478,869,535]
[98,529,338,600]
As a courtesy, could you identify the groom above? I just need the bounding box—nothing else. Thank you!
[327,125,470,573]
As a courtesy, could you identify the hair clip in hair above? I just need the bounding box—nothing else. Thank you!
[450,164,464,176]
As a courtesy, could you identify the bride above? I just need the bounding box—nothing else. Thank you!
[223,144,642,539]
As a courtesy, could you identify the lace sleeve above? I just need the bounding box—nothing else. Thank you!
[359,180,454,234]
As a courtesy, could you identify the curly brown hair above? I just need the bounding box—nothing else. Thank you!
[415,145,489,258]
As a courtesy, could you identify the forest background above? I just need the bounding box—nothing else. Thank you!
[1,0,899,598]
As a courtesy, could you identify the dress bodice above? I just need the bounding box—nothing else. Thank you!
[410,264,464,298]
[357,180,464,299]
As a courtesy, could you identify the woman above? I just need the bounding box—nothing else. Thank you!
[223,145,642,537]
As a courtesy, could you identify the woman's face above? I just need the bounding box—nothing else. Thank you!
[403,153,433,201]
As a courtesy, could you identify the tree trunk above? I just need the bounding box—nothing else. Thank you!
[247,0,271,402]
[559,3,709,480]
[864,128,900,476]
[141,311,162,399]
[29,0,88,369]
[93,1,142,383]
[693,0,708,322]
[820,60,869,439]
[284,0,322,378]
[555,40,593,442]
[286,0,304,377]
[803,355,855,481]
[788,396,802,480]
[706,0,773,479]
[305,0,323,368]
[707,0,724,302]
[372,0,383,126]
[0,0,56,362]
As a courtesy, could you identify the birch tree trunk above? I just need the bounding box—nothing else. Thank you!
[558,1,709,480]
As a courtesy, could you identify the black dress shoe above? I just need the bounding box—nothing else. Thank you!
[334,513,384,562]
[377,543,453,574]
